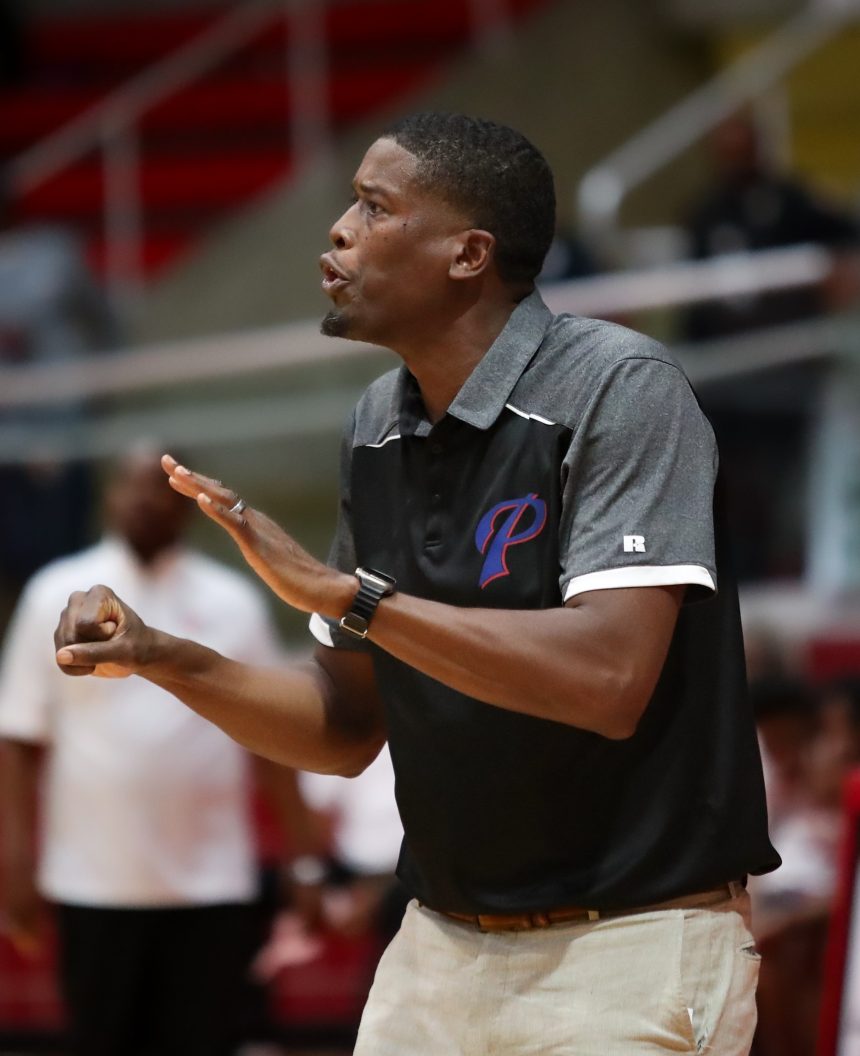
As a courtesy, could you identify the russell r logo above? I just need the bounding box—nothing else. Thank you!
[475,493,547,588]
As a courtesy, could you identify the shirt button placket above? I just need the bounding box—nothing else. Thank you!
[425,437,445,548]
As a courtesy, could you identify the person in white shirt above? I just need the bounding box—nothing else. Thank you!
[0,446,286,1056]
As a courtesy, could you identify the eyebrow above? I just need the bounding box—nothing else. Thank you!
[354,179,393,200]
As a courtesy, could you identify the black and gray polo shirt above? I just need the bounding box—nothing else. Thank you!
[311,290,779,915]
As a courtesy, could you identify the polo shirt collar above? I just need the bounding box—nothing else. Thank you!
[447,289,552,430]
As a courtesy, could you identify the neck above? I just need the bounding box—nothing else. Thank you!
[114,535,177,569]
[395,289,526,423]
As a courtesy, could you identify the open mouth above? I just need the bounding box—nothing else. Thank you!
[320,255,350,295]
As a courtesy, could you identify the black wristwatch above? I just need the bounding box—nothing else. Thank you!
[339,567,397,639]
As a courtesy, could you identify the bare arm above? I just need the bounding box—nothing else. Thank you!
[366,584,683,740]
[55,455,684,744]
[54,591,385,776]
[163,456,682,738]
[0,739,45,954]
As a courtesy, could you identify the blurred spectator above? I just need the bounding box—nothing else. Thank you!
[750,676,860,1056]
[252,743,407,1022]
[681,112,860,342]
[751,676,819,836]
[0,176,120,603]
[0,446,296,1056]
[538,224,599,284]
[254,745,406,989]
[296,744,405,942]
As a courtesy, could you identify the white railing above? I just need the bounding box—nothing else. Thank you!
[577,4,857,251]
[1,243,853,464]
[6,0,512,313]
[0,242,837,410]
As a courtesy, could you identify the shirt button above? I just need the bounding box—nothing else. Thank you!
[429,442,443,456]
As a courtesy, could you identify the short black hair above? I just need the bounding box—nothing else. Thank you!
[383,113,556,286]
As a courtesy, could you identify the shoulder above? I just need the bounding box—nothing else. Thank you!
[546,313,678,367]
[512,314,692,428]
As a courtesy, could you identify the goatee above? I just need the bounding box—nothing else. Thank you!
[320,309,350,338]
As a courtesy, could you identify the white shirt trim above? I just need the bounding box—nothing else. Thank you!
[309,611,335,647]
[504,403,556,426]
[563,564,716,600]
[362,433,402,449]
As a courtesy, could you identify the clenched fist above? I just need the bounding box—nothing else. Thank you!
[54,585,155,678]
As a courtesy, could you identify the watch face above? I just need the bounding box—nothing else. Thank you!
[360,568,397,594]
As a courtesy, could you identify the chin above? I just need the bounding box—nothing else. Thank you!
[321,307,353,339]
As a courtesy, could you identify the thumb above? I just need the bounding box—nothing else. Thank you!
[56,639,129,672]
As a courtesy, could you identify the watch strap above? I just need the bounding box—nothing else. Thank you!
[339,567,396,639]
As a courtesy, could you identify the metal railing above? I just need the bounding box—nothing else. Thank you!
[0,242,845,465]
[576,3,858,251]
[7,2,282,310]
[5,0,511,312]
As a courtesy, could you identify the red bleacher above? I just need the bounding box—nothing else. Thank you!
[0,0,547,280]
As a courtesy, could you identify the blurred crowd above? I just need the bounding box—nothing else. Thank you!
[748,668,860,1056]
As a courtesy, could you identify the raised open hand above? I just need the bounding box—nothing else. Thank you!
[161,454,352,617]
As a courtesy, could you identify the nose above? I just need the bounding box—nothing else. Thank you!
[328,203,357,249]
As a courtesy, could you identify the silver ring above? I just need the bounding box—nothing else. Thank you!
[229,498,247,516]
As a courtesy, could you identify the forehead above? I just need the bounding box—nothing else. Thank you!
[109,453,164,491]
[353,137,421,196]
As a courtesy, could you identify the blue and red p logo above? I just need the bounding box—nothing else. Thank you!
[475,493,547,589]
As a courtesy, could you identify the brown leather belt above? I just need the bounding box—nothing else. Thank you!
[431,881,745,933]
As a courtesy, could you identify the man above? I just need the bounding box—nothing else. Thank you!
[54,114,780,1055]
[682,111,860,342]
[0,446,292,1056]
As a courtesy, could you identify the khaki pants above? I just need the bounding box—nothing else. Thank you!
[354,890,759,1055]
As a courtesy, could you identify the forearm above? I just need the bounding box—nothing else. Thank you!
[365,587,680,739]
[140,632,383,775]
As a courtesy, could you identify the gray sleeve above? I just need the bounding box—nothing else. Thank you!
[559,357,718,602]
[308,411,369,651]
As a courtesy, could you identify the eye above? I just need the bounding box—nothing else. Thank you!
[363,199,382,217]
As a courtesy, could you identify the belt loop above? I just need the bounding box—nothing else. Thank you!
[588,910,600,921]
[728,880,742,899]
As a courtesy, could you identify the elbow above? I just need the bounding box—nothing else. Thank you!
[322,732,387,778]
[601,708,642,741]
[592,667,650,741]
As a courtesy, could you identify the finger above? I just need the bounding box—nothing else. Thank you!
[54,589,114,653]
[197,492,251,533]
[167,463,239,510]
[73,588,123,641]
[56,639,129,672]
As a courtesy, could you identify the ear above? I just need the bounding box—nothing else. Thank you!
[449,229,495,281]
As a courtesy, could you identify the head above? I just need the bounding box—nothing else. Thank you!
[320,113,555,346]
[750,676,818,776]
[709,113,765,183]
[103,444,191,564]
